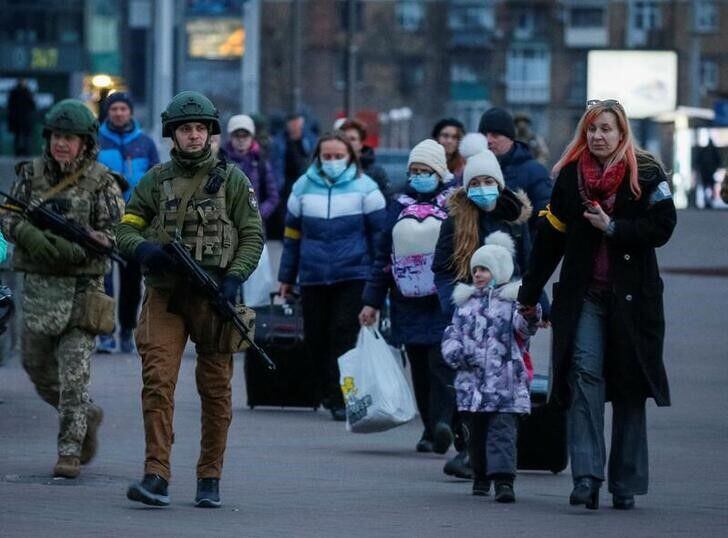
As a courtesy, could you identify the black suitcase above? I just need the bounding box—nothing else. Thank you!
[517,373,569,474]
[244,294,320,410]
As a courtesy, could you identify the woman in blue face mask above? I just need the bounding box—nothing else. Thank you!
[359,139,459,454]
[278,132,387,421]
[431,148,535,482]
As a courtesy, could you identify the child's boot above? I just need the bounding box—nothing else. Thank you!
[493,474,516,503]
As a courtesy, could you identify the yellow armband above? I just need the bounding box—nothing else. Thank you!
[284,226,301,240]
[120,213,148,229]
[538,204,566,233]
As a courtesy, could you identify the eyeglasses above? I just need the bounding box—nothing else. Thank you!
[586,99,622,110]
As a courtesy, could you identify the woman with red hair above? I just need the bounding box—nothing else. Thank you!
[517,100,676,510]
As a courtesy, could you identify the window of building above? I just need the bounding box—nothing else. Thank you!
[506,46,551,104]
[448,0,495,31]
[450,61,488,101]
[513,6,536,39]
[569,7,605,28]
[630,1,662,31]
[695,1,718,32]
[339,0,364,32]
[396,0,424,32]
[568,56,587,104]
[701,58,718,91]
[400,59,425,97]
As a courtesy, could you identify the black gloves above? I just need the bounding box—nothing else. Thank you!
[221,274,243,304]
[135,241,176,274]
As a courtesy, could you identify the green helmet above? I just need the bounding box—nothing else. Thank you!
[161,91,220,137]
[43,99,99,141]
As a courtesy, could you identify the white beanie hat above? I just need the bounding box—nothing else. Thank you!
[408,139,454,181]
[459,132,488,160]
[463,149,504,189]
[227,114,256,136]
[469,231,515,286]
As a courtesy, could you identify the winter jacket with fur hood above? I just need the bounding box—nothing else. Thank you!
[432,187,532,318]
[442,281,540,414]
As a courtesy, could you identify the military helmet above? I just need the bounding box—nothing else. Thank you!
[161,91,220,137]
[43,99,99,141]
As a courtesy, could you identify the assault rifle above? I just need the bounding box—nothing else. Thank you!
[0,189,126,267]
[165,239,276,371]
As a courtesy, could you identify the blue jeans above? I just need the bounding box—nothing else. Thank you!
[569,296,649,496]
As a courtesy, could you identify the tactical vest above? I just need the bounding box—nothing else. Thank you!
[148,161,237,269]
[12,158,111,276]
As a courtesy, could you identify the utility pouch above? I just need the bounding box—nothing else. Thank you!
[75,290,115,335]
[219,304,256,353]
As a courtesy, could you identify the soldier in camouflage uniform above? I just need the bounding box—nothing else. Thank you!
[0,99,124,478]
[117,91,263,508]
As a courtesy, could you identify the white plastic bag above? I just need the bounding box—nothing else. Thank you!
[242,244,274,307]
[338,327,416,433]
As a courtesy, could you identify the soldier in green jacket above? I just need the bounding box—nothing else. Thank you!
[117,91,263,508]
[1,99,124,479]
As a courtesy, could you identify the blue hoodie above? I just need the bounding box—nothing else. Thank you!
[278,162,387,286]
[98,120,160,202]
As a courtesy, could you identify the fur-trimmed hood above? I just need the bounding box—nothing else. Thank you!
[447,187,532,225]
[452,280,522,307]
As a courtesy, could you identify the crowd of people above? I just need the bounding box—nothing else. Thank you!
[0,89,685,511]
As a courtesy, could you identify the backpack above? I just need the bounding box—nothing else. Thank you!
[390,189,453,298]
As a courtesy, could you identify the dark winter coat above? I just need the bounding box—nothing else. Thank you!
[360,146,391,197]
[497,140,552,233]
[362,182,455,345]
[518,160,677,409]
[432,188,532,319]
[223,140,280,221]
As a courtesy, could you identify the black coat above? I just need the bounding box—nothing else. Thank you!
[518,160,677,409]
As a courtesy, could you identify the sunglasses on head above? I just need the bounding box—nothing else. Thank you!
[586,99,622,110]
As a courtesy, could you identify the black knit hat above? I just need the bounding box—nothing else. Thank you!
[478,107,515,140]
[104,92,133,112]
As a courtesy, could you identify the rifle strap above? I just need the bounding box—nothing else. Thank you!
[40,162,88,201]
[174,166,211,236]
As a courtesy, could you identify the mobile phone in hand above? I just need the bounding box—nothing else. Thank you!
[583,201,600,214]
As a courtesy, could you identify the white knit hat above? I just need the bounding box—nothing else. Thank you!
[463,149,504,189]
[408,139,453,181]
[469,231,515,286]
[459,133,488,160]
[227,114,256,136]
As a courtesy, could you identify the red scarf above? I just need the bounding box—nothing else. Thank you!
[578,151,626,214]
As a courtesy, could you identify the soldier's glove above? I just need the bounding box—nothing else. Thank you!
[13,221,60,264]
[135,241,177,275]
[221,274,243,305]
[44,231,86,264]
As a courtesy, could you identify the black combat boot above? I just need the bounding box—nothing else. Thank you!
[443,449,473,479]
[432,421,453,455]
[472,478,491,496]
[612,494,635,510]
[195,477,222,508]
[127,474,170,507]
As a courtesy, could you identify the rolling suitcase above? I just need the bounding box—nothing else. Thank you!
[244,294,320,410]
[517,373,569,474]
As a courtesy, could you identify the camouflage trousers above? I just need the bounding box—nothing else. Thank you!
[21,327,96,457]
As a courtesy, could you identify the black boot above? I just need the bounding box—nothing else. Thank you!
[432,422,453,454]
[127,474,170,507]
[195,477,222,508]
[612,494,635,510]
[491,474,515,503]
[416,431,434,453]
[472,478,491,496]
[570,477,600,510]
[443,450,473,479]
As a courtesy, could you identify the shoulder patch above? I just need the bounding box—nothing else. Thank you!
[649,181,672,205]
[248,186,259,211]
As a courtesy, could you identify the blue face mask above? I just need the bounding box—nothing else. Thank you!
[467,185,500,210]
[408,173,439,193]
[321,158,349,180]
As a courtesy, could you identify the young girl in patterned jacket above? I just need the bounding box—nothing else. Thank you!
[441,231,541,502]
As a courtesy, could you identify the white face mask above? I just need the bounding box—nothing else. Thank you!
[321,158,349,180]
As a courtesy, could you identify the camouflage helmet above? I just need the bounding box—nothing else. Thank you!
[43,99,99,141]
[161,91,220,137]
